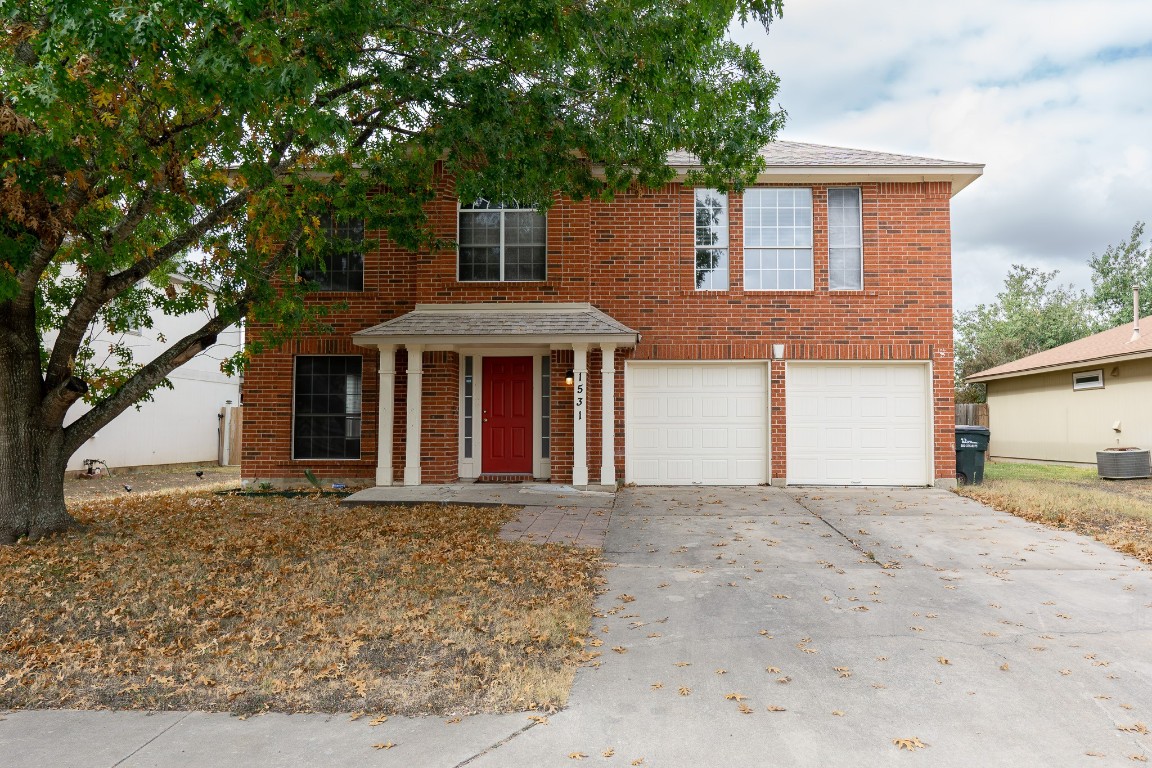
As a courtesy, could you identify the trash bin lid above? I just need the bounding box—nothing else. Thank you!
[955,425,990,435]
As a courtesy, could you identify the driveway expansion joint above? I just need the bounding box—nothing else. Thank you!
[108,711,189,768]
[451,720,539,768]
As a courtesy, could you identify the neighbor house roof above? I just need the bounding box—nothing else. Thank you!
[352,303,638,347]
[667,141,984,196]
[967,317,1152,383]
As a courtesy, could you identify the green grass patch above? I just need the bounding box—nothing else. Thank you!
[983,461,1098,484]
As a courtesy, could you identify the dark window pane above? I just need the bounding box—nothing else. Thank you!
[293,356,362,459]
[300,214,364,291]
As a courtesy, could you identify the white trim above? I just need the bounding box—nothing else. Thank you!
[968,353,1152,383]
[827,186,864,292]
[403,344,424,485]
[600,344,617,485]
[572,344,589,486]
[377,345,396,485]
[1072,369,1105,391]
[456,202,547,283]
[456,347,550,480]
[670,165,984,196]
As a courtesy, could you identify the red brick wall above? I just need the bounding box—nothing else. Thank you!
[243,175,955,485]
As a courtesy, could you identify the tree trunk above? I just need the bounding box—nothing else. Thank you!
[0,340,76,544]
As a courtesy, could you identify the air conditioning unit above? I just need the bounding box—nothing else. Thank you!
[1096,448,1151,479]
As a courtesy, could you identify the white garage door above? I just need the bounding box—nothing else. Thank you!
[787,363,930,485]
[626,363,768,485]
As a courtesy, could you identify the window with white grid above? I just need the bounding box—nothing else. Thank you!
[694,188,729,290]
[458,200,546,281]
[743,188,813,291]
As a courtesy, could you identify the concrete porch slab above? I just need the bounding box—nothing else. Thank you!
[341,483,616,509]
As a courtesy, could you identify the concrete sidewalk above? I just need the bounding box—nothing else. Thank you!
[6,486,1152,767]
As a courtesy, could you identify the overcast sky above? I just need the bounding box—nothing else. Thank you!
[732,0,1152,311]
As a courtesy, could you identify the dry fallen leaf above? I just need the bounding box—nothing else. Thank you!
[678,686,692,696]
[371,742,396,750]
[1130,754,1148,762]
[765,666,782,673]
[1119,723,1150,734]
[651,682,663,690]
[834,667,851,678]
[569,752,588,760]
[937,657,951,666]
[631,759,645,766]
[674,662,691,667]
[602,748,615,757]
[765,705,786,712]
[1000,663,1011,671]
[528,715,549,724]
[725,692,747,701]
[369,714,389,726]
[715,668,728,675]
[612,646,628,654]
[738,703,754,714]
[893,737,928,751]
[832,710,845,717]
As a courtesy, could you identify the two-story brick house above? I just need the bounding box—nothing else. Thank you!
[241,141,982,489]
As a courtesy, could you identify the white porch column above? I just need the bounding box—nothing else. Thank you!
[403,344,424,486]
[599,343,617,486]
[376,345,396,486]
[572,343,589,487]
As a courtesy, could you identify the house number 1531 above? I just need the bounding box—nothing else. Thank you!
[576,373,585,421]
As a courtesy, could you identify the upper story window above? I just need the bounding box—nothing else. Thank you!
[828,188,863,290]
[743,188,813,291]
[694,189,729,290]
[300,213,364,291]
[458,200,546,282]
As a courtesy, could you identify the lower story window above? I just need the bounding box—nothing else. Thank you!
[293,356,362,459]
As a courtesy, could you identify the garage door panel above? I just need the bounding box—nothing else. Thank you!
[627,363,768,485]
[702,398,729,418]
[787,363,929,486]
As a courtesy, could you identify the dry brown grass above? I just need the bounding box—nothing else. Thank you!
[0,491,601,716]
[958,463,1152,563]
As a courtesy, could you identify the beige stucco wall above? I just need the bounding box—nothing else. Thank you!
[985,358,1152,465]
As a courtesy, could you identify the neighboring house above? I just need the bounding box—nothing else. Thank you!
[65,277,243,472]
[242,141,982,489]
[967,316,1152,466]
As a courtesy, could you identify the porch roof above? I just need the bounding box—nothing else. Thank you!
[352,303,639,348]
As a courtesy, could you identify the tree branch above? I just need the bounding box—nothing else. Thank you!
[61,225,305,456]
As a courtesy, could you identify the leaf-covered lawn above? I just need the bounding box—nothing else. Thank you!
[0,492,601,715]
[958,462,1152,563]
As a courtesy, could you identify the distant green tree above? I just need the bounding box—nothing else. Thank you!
[1089,222,1151,328]
[955,266,1096,403]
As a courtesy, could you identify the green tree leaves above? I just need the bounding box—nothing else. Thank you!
[955,266,1097,403]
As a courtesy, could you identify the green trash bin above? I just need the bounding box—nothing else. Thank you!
[955,425,990,485]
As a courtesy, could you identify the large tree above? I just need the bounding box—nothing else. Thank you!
[0,0,786,542]
[954,265,1097,403]
[1090,221,1151,328]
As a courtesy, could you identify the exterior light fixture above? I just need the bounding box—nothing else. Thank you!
[565,369,574,386]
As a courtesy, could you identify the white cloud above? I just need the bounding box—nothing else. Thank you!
[735,0,1152,309]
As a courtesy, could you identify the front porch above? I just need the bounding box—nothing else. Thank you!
[351,303,638,488]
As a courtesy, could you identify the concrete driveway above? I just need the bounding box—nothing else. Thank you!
[5,486,1152,767]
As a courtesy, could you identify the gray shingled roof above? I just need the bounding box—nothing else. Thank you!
[668,140,979,168]
[353,303,638,344]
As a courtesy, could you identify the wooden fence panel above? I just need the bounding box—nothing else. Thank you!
[956,402,989,427]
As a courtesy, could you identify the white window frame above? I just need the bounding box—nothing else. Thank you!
[457,201,547,282]
[694,188,729,291]
[827,187,863,291]
[742,187,814,291]
[1072,369,1104,391]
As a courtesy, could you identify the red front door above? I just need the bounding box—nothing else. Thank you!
[482,357,534,474]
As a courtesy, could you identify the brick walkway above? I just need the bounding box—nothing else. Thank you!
[498,505,612,549]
